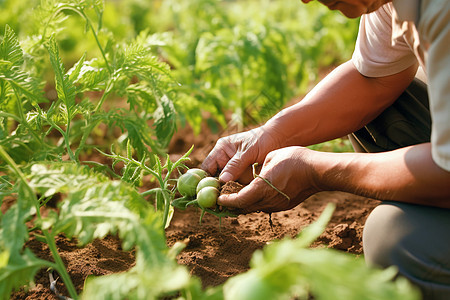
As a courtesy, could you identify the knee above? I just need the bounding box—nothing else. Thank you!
[363,203,407,269]
[363,202,450,300]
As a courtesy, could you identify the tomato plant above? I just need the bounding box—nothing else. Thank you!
[0,0,419,299]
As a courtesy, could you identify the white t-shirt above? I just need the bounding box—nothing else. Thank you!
[351,0,450,172]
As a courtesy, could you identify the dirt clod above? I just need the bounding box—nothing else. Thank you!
[220,181,244,195]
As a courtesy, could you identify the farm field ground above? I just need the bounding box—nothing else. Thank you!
[2,1,419,298]
[7,124,380,299]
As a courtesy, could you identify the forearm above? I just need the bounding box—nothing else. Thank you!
[312,143,450,208]
[262,60,417,147]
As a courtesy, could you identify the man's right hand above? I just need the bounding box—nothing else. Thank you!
[201,126,282,184]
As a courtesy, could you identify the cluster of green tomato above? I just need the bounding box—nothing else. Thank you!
[177,168,220,209]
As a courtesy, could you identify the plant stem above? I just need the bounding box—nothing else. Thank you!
[161,189,171,229]
[252,163,290,202]
[0,146,29,188]
[93,80,113,113]
[44,4,112,74]
[13,89,45,147]
[74,118,99,161]
[65,117,77,162]
[79,9,112,75]
[51,121,77,162]
[44,231,79,300]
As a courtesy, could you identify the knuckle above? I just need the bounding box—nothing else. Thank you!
[216,137,229,147]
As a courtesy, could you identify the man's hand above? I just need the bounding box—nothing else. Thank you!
[217,147,319,213]
[201,126,283,184]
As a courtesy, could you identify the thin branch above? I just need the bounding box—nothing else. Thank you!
[252,163,290,202]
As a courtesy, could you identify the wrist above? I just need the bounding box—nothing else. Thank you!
[260,120,288,149]
[308,151,351,193]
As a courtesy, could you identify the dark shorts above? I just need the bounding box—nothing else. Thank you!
[349,78,431,153]
[349,78,450,299]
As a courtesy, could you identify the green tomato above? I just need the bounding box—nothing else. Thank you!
[177,172,202,197]
[186,168,208,179]
[196,177,220,193]
[197,186,219,209]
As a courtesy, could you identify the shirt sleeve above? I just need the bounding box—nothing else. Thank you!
[351,4,417,77]
[420,0,450,171]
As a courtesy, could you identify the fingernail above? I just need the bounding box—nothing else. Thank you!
[219,172,232,182]
[217,195,225,206]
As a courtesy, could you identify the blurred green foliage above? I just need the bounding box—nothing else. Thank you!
[1,0,359,134]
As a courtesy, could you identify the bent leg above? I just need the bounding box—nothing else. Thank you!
[363,202,450,300]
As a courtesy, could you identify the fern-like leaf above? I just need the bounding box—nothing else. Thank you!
[82,258,198,300]
[107,109,164,156]
[153,94,177,149]
[0,249,49,300]
[54,181,149,247]
[27,162,110,197]
[71,58,109,92]
[0,204,33,260]
[0,203,48,300]
[0,25,24,66]
[27,162,152,249]
[46,35,76,116]
[67,52,87,83]
[0,63,44,105]
[123,43,172,78]
[82,213,203,300]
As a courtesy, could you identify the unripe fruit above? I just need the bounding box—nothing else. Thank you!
[197,186,219,209]
[177,172,202,197]
[186,168,208,179]
[196,177,220,193]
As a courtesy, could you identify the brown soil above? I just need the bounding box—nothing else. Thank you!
[166,191,379,289]
[7,124,381,299]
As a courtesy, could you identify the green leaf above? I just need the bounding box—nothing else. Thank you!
[54,180,149,246]
[153,94,177,149]
[0,199,46,300]
[82,217,209,300]
[0,249,49,300]
[82,262,197,300]
[120,42,172,80]
[26,162,151,246]
[27,162,110,198]
[72,59,109,92]
[170,144,193,173]
[46,35,76,116]
[67,52,87,83]
[0,63,44,105]
[0,204,32,259]
[125,83,157,113]
[0,25,23,66]
[0,176,13,200]
[120,113,164,156]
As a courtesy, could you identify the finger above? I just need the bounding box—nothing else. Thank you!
[219,151,256,182]
[202,148,230,177]
[217,177,267,210]
[202,137,238,176]
[235,166,254,185]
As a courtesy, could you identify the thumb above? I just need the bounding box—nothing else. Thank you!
[219,153,250,182]
[217,178,265,210]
